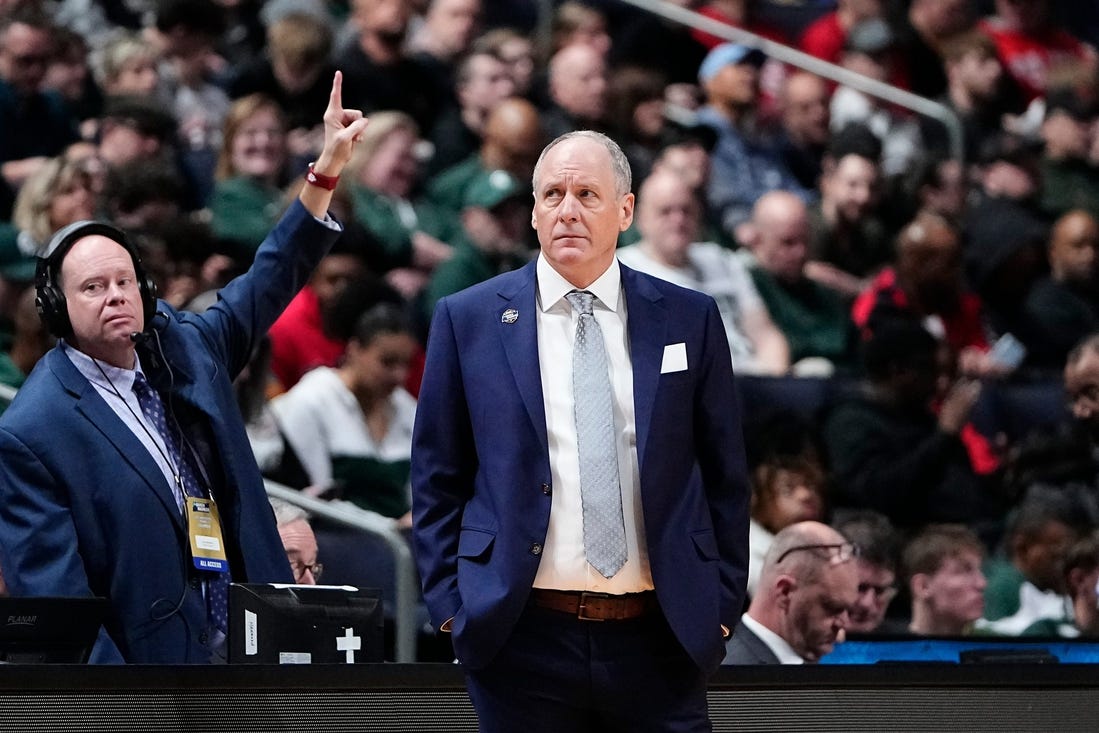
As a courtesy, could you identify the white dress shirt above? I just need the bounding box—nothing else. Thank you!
[531,254,654,594]
[741,613,805,665]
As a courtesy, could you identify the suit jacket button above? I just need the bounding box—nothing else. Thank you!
[530,542,543,555]
[541,483,551,495]
[199,631,209,645]
[190,578,201,590]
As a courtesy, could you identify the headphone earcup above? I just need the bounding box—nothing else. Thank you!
[140,275,158,328]
[35,283,70,338]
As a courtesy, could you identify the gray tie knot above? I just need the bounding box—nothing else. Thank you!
[566,290,595,316]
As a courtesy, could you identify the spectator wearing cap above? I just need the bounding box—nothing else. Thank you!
[1022,210,1099,369]
[697,43,813,235]
[0,8,81,215]
[420,168,531,325]
[618,169,790,376]
[1039,90,1099,221]
[830,18,922,178]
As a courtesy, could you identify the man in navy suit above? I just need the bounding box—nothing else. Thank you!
[0,72,368,663]
[412,130,750,731]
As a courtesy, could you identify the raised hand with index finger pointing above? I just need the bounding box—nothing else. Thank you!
[299,70,370,219]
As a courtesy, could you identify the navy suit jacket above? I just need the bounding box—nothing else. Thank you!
[411,259,750,673]
[0,201,339,663]
[723,619,782,665]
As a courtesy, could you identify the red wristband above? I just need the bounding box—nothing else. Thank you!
[305,162,339,190]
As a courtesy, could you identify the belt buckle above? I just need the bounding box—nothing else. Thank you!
[576,591,608,621]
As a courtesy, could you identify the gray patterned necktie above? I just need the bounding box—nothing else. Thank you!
[566,290,627,578]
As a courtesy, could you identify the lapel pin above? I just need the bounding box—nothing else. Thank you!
[501,308,519,324]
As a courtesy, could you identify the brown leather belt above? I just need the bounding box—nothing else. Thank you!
[529,589,655,621]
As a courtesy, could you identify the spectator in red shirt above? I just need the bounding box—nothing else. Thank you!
[799,0,885,68]
[268,237,368,391]
[979,0,1098,103]
[852,212,1003,379]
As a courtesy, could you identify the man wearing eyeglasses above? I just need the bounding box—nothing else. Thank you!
[269,498,323,585]
[724,521,859,664]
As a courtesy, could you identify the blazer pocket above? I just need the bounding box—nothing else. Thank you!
[691,529,720,561]
[457,527,496,561]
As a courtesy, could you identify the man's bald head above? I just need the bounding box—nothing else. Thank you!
[749,190,810,283]
[548,43,607,122]
[483,97,544,179]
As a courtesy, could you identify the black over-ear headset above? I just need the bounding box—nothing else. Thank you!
[35,220,159,338]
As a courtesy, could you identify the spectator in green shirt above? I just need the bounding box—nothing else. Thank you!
[420,168,530,325]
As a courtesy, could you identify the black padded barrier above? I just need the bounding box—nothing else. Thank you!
[1,664,1099,732]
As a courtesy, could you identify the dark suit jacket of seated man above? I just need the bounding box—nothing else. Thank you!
[411,130,750,732]
[0,72,369,663]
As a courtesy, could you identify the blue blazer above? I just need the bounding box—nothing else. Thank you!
[411,259,750,673]
[0,201,339,663]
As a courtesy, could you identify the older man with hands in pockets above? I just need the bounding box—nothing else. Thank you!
[412,129,750,732]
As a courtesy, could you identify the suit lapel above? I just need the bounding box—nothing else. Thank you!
[50,349,187,533]
[497,262,549,452]
[621,265,666,473]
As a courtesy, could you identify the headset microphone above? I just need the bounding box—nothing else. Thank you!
[130,332,149,344]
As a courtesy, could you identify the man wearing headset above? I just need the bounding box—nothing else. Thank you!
[0,72,368,663]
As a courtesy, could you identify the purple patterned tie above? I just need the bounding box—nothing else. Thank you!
[133,373,229,634]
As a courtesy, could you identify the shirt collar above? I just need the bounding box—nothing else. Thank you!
[741,613,806,665]
[64,340,145,393]
[536,253,621,313]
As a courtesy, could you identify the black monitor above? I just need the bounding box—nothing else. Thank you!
[228,584,384,664]
[0,597,109,663]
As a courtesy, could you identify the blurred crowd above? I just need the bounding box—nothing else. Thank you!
[2,0,1099,649]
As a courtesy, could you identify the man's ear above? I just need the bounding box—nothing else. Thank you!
[910,572,930,600]
[619,192,635,231]
[775,575,797,611]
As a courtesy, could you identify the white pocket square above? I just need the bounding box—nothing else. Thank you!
[660,342,688,374]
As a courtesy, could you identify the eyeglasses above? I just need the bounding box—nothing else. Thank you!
[291,561,324,583]
[857,582,898,602]
[776,542,860,566]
